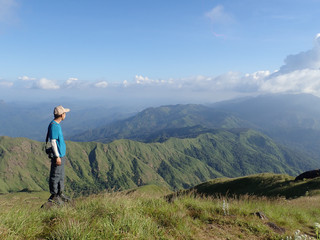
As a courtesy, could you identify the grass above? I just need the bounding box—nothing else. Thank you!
[1,189,320,239]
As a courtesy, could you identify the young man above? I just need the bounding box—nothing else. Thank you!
[48,105,71,204]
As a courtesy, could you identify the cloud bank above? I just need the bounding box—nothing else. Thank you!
[277,34,320,74]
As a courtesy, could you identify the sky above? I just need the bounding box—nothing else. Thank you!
[0,0,320,104]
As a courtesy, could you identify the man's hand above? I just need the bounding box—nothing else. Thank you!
[56,157,62,166]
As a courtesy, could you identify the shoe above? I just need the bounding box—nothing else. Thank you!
[48,194,63,205]
[58,193,71,202]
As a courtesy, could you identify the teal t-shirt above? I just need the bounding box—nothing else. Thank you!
[49,120,66,157]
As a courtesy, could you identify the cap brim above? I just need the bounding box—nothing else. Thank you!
[64,108,70,113]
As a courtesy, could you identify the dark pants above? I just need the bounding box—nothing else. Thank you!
[49,156,66,195]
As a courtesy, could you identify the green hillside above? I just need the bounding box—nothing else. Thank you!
[70,104,251,143]
[176,173,320,199]
[0,129,318,195]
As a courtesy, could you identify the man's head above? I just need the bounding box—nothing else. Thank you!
[54,105,70,120]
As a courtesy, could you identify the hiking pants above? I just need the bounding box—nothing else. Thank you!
[49,156,66,195]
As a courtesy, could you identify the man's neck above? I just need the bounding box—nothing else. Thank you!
[54,117,62,123]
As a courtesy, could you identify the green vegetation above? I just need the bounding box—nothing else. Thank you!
[1,186,320,239]
[0,129,317,195]
[172,173,320,199]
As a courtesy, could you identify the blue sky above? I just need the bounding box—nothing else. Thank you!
[1,0,320,103]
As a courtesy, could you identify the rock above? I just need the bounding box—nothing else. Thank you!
[40,201,57,209]
[252,211,268,221]
[295,169,320,181]
[252,211,286,234]
[266,222,286,234]
[41,198,74,209]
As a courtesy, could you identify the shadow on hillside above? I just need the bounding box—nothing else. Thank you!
[166,173,320,201]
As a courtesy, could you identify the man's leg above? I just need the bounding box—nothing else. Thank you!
[57,157,70,202]
[48,158,63,205]
[57,156,65,194]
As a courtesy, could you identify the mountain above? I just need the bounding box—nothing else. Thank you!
[0,129,317,195]
[212,93,320,130]
[70,104,252,142]
[69,94,320,161]
[212,93,320,158]
[0,101,135,141]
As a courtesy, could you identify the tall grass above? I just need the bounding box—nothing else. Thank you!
[0,191,320,239]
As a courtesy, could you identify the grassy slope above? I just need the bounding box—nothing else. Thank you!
[181,173,320,199]
[0,186,320,239]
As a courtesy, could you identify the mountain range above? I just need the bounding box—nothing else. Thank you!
[69,93,320,160]
[0,128,316,195]
[70,104,252,143]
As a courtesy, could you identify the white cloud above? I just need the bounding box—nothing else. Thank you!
[94,81,108,88]
[276,33,320,74]
[135,75,153,84]
[260,69,320,94]
[66,77,78,85]
[161,71,270,93]
[0,80,13,87]
[18,76,36,81]
[250,33,320,96]
[204,5,234,38]
[205,5,233,24]
[135,75,173,85]
[64,77,81,88]
[33,78,60,90]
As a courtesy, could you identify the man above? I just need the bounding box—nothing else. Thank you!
[47,105,71,204]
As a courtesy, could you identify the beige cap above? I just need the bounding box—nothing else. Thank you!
[54,105,70,115]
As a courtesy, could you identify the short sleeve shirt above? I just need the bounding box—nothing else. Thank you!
[49,120,66,157]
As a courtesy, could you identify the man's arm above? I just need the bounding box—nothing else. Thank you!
[51,139,61,166]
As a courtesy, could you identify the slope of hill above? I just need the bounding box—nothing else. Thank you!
[175,173,320,199]
[0,129,318,195]
[69,104,252,143]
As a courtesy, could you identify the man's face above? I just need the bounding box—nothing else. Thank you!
[62,112,66,120]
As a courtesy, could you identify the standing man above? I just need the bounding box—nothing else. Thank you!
[48,105,71,204]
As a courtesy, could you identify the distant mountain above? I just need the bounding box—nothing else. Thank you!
[0,129,315,195]
[69,93,320,161]
[212,93,320,130]
[212,93,320,158]
[70,104,252,142]
[0,101,135,141]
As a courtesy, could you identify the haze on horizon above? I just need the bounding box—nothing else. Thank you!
[1,0,320,105]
